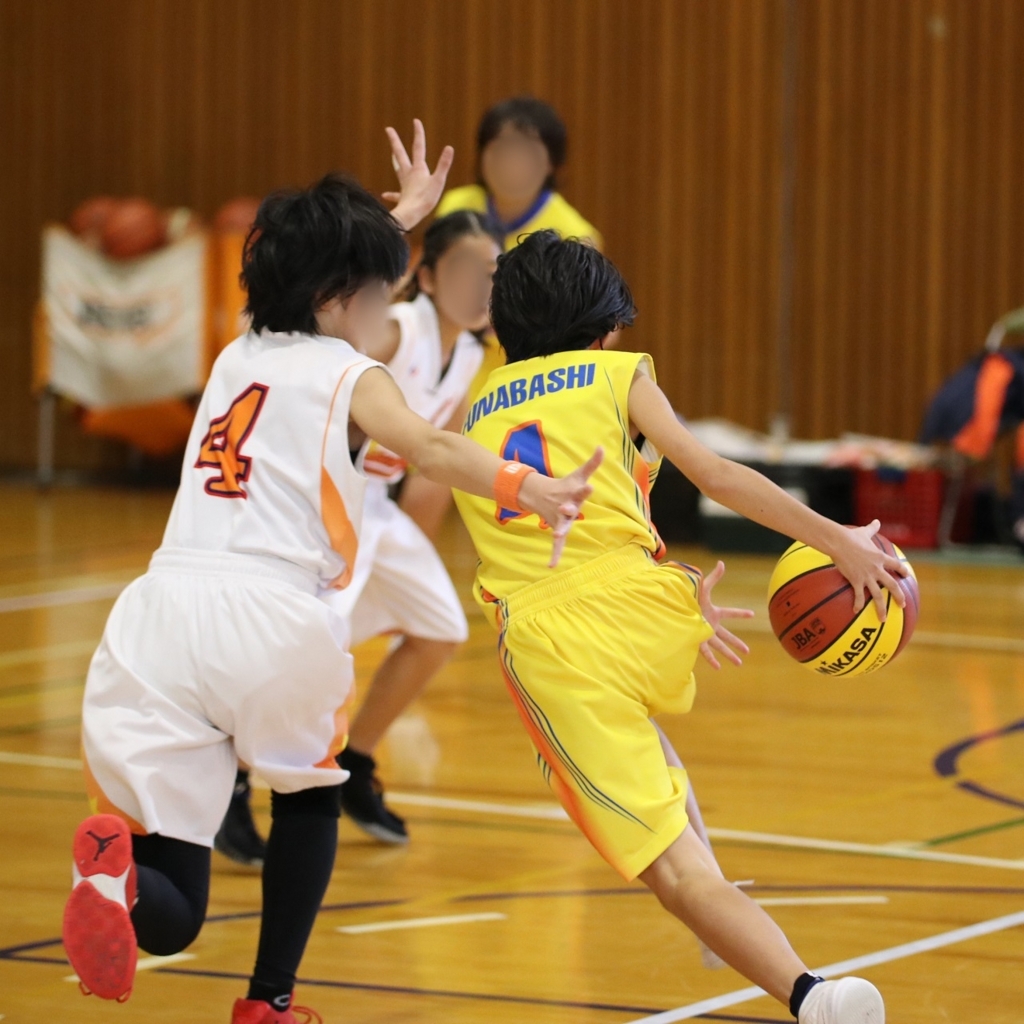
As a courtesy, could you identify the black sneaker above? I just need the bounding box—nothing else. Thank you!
[339,748,409,845]
[214,772,267,867]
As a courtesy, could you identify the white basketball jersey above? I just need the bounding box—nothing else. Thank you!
[361,293,484,483]
[161,330,380,591]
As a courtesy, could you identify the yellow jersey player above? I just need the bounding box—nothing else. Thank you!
[454,230,906,1024]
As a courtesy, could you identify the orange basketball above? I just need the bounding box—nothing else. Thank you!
[68,196,119,240]
[768,535,919,677]
[101,197,167,259]
[214,196,261,233]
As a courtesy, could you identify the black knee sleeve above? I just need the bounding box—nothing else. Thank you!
[270,784,342,820]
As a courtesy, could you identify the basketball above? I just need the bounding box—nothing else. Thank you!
[100,197,167,258]
[68,195,119,240]
[213,195,261,233]
[768,536,919,677]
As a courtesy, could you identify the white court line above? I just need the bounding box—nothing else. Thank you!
[0,639,97,670]
[626,908,1024,1023]
[3,761,1020,873]
[753,895,888,908]
[65,952,195,982]
[337,912,506,935]
[0,751,82,770]
[706,826,1024,872]
[387,791,571,821]
[0,583,127,615]
[735,616,1024,655]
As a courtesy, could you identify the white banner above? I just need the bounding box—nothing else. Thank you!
[42,226,208,407]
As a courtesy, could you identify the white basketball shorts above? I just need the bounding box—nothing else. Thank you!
[81,548,353,847]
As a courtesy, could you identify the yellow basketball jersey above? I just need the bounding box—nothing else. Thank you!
[436,185,603,251]
[454,349,665,609]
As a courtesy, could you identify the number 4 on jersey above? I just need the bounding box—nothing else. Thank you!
[498,420,552,523]
[195,383,269,498]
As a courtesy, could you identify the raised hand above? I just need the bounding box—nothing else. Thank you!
[518,448,604,568]
[382,119,455,231]
[828,519,907,621]
[697,560,755,670]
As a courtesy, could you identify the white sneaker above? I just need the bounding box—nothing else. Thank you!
[798,978,884,1024]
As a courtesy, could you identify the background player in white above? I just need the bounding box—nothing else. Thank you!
[216,211,502,854]
[338,210,503,841]
[62,122,600,1024]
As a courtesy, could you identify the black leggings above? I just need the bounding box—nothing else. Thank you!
[129,783,341,1003]
[130,833,210,956]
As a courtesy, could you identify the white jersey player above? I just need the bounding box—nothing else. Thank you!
[62,123,600,1024]
[331,211,502,843]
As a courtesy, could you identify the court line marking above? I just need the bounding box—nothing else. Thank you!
[337,912,506,934]
[735,615,1024,654]
[0,640,97,670]
[0,582,127,614]
[625,908,1024,1023]
[387,791,571,820]
[704,827,1024,871]
[752,896,887,908]
[64,951,195,982]
[925,814,1024,847]
[1,762,1022,872]
[0,751,82,770]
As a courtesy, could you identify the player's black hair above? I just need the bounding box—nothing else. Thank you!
[490,230,635,363]
[402,210,502,302]
[476,96,567,191]
[242,173,408,335]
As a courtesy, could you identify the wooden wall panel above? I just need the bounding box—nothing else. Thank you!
[1,0,1023,471]
[792,0,1024,440]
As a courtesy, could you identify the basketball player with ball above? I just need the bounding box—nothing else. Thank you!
[455,230,911,1023]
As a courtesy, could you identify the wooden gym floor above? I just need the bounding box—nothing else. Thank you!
[0,483,1022,1023]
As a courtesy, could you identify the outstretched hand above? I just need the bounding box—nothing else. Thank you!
[517,448,604,568]
[383,118,454,231]
[697,560,755,670]
[829,519,907,621]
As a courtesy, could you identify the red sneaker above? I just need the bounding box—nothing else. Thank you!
[231,998,323,1023]
[62,813,138,1002]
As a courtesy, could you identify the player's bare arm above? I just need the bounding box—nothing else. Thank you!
[627,372,905,619]
[350,367,602,564]
[383,119,455,232]
[397,395,471,540]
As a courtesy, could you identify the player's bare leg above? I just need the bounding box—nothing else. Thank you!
[653,720,732,969]
[641,825,806,1000]
[341,635,457,843]
[640,827,884,1021]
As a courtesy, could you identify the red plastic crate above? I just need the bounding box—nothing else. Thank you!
[854,468,945,549]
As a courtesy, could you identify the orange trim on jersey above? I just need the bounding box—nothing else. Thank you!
[496,650,594,840]
[1016,423,1024,471]
[321,468,359,590]
[631,451,667,560]
[320,360,374,589]
[953,354,1015,460]
[362,447,409,478]
[314,696,353,769]
[82,752,147,836]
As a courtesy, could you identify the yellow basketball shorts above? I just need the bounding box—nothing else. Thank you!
[492,546,714,880]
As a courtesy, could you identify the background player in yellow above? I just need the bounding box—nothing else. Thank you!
[455,230,908,1024]
[437,96,603,408]
[436,96,601,251]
